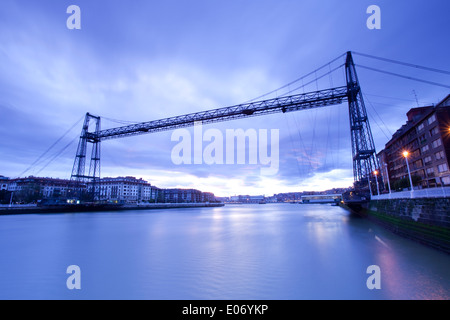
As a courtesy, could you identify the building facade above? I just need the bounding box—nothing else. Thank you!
[0,176,8,191]
[99,176,161,203]
[3,175,216,204]
[378,94,450,190]
[6,176,80,202]
[163,188,201,203]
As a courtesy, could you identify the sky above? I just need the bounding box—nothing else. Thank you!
[0,0,449,197]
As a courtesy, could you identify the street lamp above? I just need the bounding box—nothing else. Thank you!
[9,191,13,208]
[373,170,380,196]
[366,174,373,197]
[384,162,392,194]
[403,151,414,193]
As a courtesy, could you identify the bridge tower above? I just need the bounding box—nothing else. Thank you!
[345,51,381,190]
[70,113,101,201]
[69,52,382,199]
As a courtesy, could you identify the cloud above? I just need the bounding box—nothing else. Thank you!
[1,1,449,196]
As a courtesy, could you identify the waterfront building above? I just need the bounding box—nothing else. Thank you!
[226,195,266,203]
[163,188,202,203]
[6,176,81,202]
[214,196,229,203]
[99,176,160,203]
[0,176,8,191]
[377,94,450,190]
[3,174,216,204]
[202,192,215,203]
[160,188,216,203]
[301,194,342,203]
[265,195,278,203]
[274,192,302,202]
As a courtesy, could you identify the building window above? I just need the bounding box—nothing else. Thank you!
[424,156,432,165]
[430,127,439,136]
[418,134,426,145]
[414,159,423,168]
[421,145,429,153]
[417,122,425,131]
[436,150,445,160]
[426,167,435,176]
[427,114,436,125]
[438,163,448,173]
[442,176,450,185]
[432,138,442,148]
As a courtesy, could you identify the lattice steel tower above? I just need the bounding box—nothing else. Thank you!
[70,113,101,200]
[69,52,381,200]
[345,51,380,186]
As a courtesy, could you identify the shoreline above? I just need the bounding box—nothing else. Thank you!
[0,203,225,215]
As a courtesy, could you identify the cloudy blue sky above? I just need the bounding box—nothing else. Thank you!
[1,0,449,196]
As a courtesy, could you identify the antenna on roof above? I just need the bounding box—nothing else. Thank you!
[412,90,420,107]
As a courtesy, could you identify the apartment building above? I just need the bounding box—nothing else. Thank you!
[100,176,160,203]
[6,176,80,201]
[0,176,8,191]
[378,94,450,189]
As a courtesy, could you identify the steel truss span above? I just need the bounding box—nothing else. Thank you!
[93,86,348,141]
[71,51,381,199]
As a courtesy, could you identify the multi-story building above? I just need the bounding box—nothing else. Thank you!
[159,188,216,203]
[227,195,266,203]
[274,192,302,203]
[7,176,80,202]
[99,176,160,203]
[0,176,9,191]
[3,174,216,204]
[378,94,450,190]
[202,192,215,203]
[163,188,202,203]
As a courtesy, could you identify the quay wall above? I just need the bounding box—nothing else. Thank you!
[362,198,450,253]
[0,203,224,215]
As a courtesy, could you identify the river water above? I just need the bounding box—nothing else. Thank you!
[0,203,449,300]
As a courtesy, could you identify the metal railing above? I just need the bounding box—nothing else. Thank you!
[371,186,450,200]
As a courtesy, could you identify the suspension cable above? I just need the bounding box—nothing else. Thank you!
[352,51,450,76]
[245,53,346,102]
[356,64,450,89]
[279,64,345,97]
[17,115,85,178]
[34,135,79,176]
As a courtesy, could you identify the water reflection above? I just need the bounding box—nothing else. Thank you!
[0,204,449,299]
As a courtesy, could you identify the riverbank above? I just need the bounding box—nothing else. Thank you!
[0,202,224,215]
[340,198,450,254]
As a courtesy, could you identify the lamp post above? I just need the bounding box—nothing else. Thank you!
[403,151,414,194]
[367,174,373,197]
[374,170,380,196]
[9,191,13,208]
[384,162,391,194]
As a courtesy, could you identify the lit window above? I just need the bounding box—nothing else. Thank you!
[417,123,425,131]
[432,138,442,148]
[430,127,439,136]
[436,151,445,160]
[421,145,429,153]
[438,163,448,173]
[427,114,436,125]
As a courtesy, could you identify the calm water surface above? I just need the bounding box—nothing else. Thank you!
[0,204,449,300]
